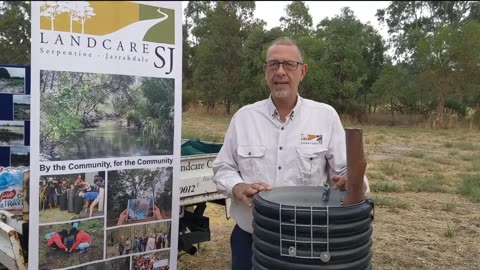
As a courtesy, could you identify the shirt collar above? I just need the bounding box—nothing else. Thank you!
[267,95,302,122]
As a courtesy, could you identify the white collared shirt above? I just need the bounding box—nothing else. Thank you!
[213,96,369,233]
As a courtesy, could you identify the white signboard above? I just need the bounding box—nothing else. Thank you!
[30,1,182,269]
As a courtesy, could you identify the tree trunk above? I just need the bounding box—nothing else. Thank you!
[433,88,447,129]
[225,100,231,115]
[390,98,395,126]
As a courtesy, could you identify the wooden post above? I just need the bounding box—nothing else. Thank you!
[343,128,367,206]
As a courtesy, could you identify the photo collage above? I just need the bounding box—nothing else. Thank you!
[0,65,30,215]
[0,65,30,167]
[38,170,172,270]
[37,70,175,270]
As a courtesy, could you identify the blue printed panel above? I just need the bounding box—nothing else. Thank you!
[0,94,13,120]
[0,65,30,167]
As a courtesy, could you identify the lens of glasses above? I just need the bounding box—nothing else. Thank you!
[265,61,300,71]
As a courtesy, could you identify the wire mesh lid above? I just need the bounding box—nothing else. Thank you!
[257,185,345,208]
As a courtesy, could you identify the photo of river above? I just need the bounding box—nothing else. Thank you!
[50,120,156,161]
[13,95,30,120]
[39,70,174,161]
[0,120,24,146]
[0,66,25,94]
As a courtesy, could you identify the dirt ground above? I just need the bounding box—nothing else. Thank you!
[177,204,234,270]
[178,196,480,270]
[177,124,480,270]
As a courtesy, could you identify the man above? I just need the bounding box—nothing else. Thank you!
[133,236,140,253]
[80,182,98,214]
[46,179,59,209]
[156,233,162,249]
[74,175,84,188]
[118,235,125,255]
[88,175,105,217]
[146,233,156,251]
[125,236,132,254]
[212,37,370,270]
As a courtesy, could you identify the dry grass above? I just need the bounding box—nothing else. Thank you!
[182,106,233,142]
[179,108,480,270]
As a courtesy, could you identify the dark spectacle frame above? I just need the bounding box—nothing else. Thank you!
[264,60,304,71]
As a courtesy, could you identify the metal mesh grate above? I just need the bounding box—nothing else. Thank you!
[278,185,331,261]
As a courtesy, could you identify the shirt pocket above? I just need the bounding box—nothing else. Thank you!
[237,145,266,182]
[296,145,328,183]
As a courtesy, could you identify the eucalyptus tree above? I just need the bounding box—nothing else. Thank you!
[377,1,480,127]
[189,1,256,114]
[0,1,30,64]
[315,7,385,117]
[280,1,313,38]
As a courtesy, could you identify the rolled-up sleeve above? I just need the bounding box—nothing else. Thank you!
[213,114,244,198]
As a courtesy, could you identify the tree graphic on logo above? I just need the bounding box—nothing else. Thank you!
[71,2,96,34]
[40,1,63,30]
[39,1,175,44]
[40,1,95,34]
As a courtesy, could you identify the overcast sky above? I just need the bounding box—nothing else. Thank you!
[181,1,391,40]
[10,146,29,155]
[13,95,30,104]
[5,67,25,78]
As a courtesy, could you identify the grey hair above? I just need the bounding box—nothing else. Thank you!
[266,37,304,63]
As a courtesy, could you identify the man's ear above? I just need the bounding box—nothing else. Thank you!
[300,63,308,81]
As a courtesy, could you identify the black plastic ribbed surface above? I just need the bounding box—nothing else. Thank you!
[252,186,374,270]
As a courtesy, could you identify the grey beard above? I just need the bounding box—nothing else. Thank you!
[273,90,288,98]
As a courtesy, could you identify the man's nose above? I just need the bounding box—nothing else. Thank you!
[275,64,287,75]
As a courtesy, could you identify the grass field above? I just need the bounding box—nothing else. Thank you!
[178,107,480,270]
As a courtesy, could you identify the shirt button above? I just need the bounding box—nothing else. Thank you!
[248,152,251,156]
[278,166,282,170]
[279,146,283,150]
[281,127,284,130]
[310,157,313,160]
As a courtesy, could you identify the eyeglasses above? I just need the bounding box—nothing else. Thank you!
[264,60,303,71]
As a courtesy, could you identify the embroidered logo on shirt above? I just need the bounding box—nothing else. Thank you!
[301,134,323,144]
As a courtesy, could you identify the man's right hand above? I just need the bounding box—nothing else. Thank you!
[232,183,272,207]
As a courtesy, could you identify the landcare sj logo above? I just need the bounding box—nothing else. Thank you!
[301,134,323,145]
[38,1,176,73]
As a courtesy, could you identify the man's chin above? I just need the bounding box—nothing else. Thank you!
[272,90,289,98]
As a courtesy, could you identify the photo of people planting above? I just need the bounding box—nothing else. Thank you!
[39,172,105,224]
[39,218,104,269]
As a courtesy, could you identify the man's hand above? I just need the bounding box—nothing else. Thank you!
[117,209,128,225]
[232,183,272,207]
[153,205,162,220]
[332,175,368,193]
[331,175,347,191]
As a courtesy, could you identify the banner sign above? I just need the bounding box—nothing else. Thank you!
[30,1,182,269]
